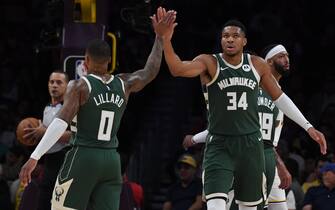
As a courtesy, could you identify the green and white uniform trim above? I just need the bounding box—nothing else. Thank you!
[258,88,284,148]
[207,53,261,136]
[70,74,127,148]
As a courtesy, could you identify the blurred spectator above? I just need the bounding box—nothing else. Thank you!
[163,154,203,210]
[0,107,16,149]
[0,177,12,210]
[289,140,306,175]
[119,174,144,210]
[9,178,22,210]
[302,163,335,210]
[118,152,144,210]
[0,145,26,210]
[0,145,26,181]
[302,157,329,193]
[286,158,305,210]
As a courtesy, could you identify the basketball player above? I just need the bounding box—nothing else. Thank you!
[184,44,294,210]
[19,9,176,210]
[154,10,326,210]
[257,44,292,210]
[22,71,71,210]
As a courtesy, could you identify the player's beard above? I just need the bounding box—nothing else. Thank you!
[274,62,290,77]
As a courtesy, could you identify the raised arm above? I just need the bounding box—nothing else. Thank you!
[164,43,209,77]
[152,7,211,78]
[119,36,163,97]
[252,55,327,155]
[118,9,179,97]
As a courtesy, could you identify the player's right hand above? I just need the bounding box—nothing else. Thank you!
[19,158,38,187]
[183,135,196,149]
[277,164,292,189]
[151,7,177,41]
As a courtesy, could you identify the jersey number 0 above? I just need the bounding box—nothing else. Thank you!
[98,110,115,141]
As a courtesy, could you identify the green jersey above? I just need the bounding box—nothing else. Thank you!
[257,88,283,148]
[207,53,260,135]
[70,74,127,148]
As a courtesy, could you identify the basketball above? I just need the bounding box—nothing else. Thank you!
[16,117,40,146]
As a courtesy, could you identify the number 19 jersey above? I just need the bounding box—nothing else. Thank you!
[258,88,284,148]
[207,53,260,135]
[70,74,127,148]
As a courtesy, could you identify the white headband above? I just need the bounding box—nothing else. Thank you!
[265,44,287,61]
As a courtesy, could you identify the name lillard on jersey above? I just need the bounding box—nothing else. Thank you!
[217,77,257,90]
[258,96,275,111]
[93,93,124,107]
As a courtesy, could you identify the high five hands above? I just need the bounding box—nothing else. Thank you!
[151,7,178,40]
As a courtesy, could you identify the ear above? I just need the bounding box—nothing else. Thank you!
[243,37,247,47]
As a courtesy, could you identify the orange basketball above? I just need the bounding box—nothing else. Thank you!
[16,117,40,146]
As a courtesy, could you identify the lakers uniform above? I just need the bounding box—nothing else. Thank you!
[258,88,286,205]
[51,74,127,210]
[203,53,265,206]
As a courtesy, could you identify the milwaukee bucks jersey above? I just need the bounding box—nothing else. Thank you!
[70,74,127,148]
[258,88,283,148]
[207,53,260,135]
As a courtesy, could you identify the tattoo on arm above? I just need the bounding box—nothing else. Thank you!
[57,79,89,124]
[142,36,163,81]
[123,37,163,95]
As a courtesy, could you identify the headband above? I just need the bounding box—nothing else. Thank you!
[265,45,287,61]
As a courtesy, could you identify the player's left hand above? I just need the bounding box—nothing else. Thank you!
[277,164,292,189]
[151,7,177,41]
[307,127,327,155]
